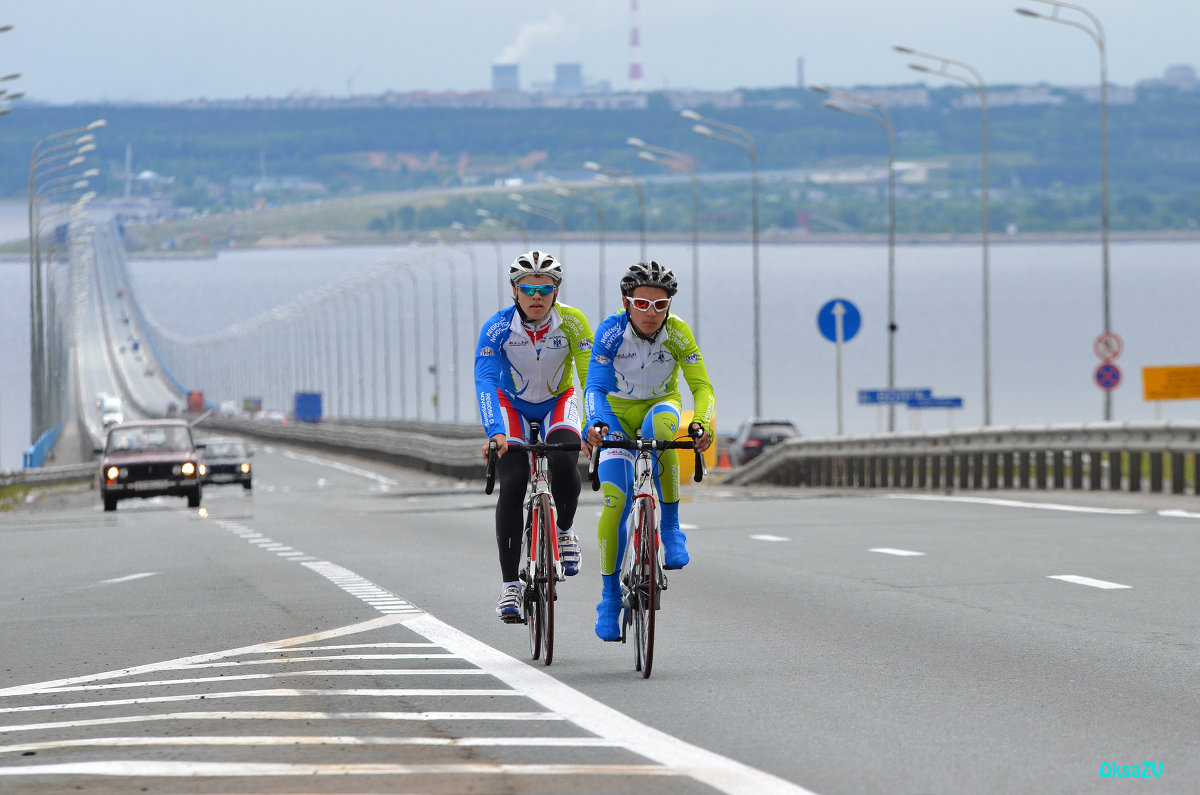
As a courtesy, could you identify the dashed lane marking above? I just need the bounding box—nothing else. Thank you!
[888,494,1143,515]
[868,548,926,557]
[98,572,156,585]
[1048,575,1131,590]
[750,534,789,542]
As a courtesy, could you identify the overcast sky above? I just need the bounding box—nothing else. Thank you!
[4,0,1196,104]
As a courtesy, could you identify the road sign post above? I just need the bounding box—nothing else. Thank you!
[818,299,861,435]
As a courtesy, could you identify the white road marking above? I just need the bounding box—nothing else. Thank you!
[98,573,156,585]
[888,494,1143,515]
[0,711,565,735]
[35,669,488,694]
[281,449,398,487]
[1158,509,1200,519]
[0,761,679,778]
[0,735,620,752]
[869,548,926,557]
[750,534,789,542]
[1048,575,1131,590]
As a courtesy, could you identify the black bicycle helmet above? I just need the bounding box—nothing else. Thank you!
[619,260,678,297]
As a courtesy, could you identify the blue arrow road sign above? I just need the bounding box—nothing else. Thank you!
[818,299,861,343]
[858,388,932,405]
[908,396,964,409]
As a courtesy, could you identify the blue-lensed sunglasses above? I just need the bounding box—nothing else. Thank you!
[517,284,557,297]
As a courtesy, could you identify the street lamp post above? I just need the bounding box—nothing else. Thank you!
[509,193,566,261]
[550,179,607,319]
[628,136,702,343]
[681,109,760,416]
[584,161,646,262]
[895,45,993,427]
[1016,0,1111,420]
[810,87,897,431]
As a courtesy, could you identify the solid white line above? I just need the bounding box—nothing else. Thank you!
[868,548,926,557]
[1158,508,1200,520]
[0,712,566,735]
[98,573,156,585]
[1048,575,1131,590]
[750,534,789,542]
[888,494,1143,515]
[0,761,678,778]
[403,612,818,795]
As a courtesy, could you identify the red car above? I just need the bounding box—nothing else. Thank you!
[98,420,203,512]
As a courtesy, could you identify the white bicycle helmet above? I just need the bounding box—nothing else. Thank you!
[509,250,564,286]
[620,260,678,297]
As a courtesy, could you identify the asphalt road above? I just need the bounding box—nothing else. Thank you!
[0,443,1195,793]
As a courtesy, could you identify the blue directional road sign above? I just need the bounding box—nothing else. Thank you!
[858,388,932,405]
[817,299,861,343]
[907,396,964,409]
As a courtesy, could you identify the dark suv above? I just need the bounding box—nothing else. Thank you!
[732,419,799,466]
[98,420,203,511]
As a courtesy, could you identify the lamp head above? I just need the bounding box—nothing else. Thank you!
[893,45,914,54]
[475,208,491,218]
[680,109,701,121]
[692,124,714,137]
[1015,8,1042,17]
[637,151,657,163]
[583,161,601,171]
[626,136,646,148]
[86,119,106,130]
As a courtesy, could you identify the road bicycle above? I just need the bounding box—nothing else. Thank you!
[485,421,580,665]
[589,424,705,678]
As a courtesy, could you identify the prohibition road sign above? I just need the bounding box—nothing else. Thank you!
[1095,362,1121,391]
[1094,332,1123,361]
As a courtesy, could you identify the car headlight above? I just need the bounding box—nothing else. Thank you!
[240,463,250,474]
[106,466,119,481]
[181,462,196,476]
[198,464,207,476]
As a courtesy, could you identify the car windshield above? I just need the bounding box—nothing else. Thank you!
[108,426,192,453]
[205,442,245,458]
[99,397,123,413]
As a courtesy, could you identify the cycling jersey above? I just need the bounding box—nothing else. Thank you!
[475,303,593,439]
[584,311,715,438]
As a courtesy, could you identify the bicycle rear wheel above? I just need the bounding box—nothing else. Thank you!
[537,493,556,665]
[632,496,657,678]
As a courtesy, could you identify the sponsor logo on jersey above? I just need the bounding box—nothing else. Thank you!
[547,335,567,349]
[508,338,530,348]
[578,339,592,351]
[485,318,509,342]
[684,352,700,365]
[594,355,611,365]
[617,351,637,360]
[479,347,495,357]
[654,350,671,364]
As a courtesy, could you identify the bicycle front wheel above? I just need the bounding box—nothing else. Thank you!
[632,496,657,678]
[524,521,542,661]
[537,493,556,666]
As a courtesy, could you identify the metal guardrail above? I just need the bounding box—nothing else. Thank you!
[723,420,1200,495]
[1,462,95,488]
[193,416,486,480]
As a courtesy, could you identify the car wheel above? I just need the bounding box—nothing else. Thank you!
[187,488,202,508]
[242,480,252,492]
[103,495,118,512]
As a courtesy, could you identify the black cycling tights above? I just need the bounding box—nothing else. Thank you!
[495,427,582,582]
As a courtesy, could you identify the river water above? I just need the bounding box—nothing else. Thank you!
[2,198,1199,469]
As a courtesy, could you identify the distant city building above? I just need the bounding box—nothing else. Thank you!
[492,64,519,93]
[1137,64,1198,94]
[555,63,583,96]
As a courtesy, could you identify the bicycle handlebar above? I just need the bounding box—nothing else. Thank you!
[588,423,706,491]
[484,441,498,495]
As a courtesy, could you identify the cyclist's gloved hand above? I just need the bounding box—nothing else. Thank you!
[587,422,608,448]
[482,433,509,460]
[688,422,712,454]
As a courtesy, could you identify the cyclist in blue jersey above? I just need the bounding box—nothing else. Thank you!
[585,261,714,642]
[475,251,594,623]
